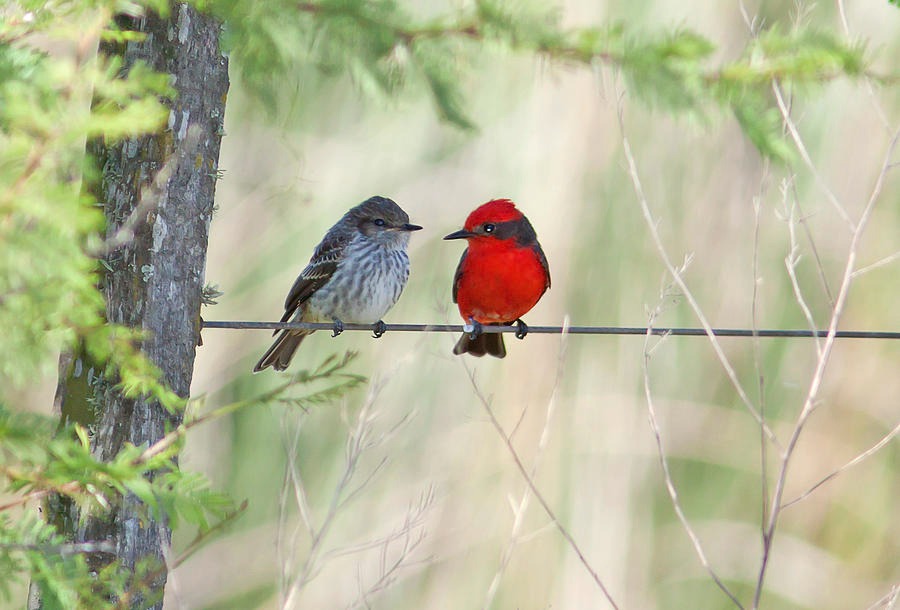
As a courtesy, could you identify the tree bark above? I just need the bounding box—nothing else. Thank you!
[46,3,228,608]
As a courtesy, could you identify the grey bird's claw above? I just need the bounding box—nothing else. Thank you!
[372,320,387,338]
[332,319,344,337]
[514,319,528,340]
[467,319,483,340]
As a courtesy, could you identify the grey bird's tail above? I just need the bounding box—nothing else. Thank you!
[453,328,506,358]
[253,330,313,372]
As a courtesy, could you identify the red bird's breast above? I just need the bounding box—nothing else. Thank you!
[455,241,549,324]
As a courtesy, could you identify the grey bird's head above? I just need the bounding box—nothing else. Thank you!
[347,196,422,247]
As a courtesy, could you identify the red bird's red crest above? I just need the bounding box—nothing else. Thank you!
[464,199,523,231]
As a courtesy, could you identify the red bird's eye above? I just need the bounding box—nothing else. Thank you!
[483,223,495,233]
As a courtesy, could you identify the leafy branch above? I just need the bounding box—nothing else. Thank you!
[219,0,879,160]
[0,350,365,606]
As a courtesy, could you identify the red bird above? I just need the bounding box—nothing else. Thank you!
[444,199,550,358]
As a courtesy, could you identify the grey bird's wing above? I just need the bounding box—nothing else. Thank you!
[280,228,349,324]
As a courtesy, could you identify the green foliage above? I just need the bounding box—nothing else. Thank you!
[0,506,168,610]
[0,3,173,398]
[2,1,226,605]
[0,347,364,605]
[214,0,871,161]
[273,351,368,408]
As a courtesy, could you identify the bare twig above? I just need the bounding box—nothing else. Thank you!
[782,421,900,509]
[753,127,900,609]
[642,304,744,609]
[348,487,435,609]
[851,250,900,279]
[771,80,855,229]
[282,385,386,606]
[781,178,823,357]
[482,318,571,610]
[278,411,313,606]
[788,179,835,308]
[462,357,619,609]
[867,585,900,610]
[615,93,779,448]
[749,170,771,538]
[279,374,423,609]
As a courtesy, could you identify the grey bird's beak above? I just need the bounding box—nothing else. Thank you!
[402,223,423,232]
[443,228,474,240]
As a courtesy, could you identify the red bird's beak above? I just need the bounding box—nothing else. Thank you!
[443,228,475,240]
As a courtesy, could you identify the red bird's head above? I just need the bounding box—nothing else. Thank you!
[463,199,523,231]
[443,199,536,245]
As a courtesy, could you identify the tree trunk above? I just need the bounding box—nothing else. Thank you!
[46,3,228,608]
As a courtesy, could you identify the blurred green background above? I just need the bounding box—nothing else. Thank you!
[15,0,898,608]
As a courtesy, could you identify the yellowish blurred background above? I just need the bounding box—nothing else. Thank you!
[84,1,900,608]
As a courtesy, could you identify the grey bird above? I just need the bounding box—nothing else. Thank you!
[253,196,422,372]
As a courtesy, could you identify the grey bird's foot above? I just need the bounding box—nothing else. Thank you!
[514,319,529,340]
[466,319,484,340]
[372,320,387,338]
[332,318,344,337]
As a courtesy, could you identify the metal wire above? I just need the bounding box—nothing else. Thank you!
[200,320,900,340]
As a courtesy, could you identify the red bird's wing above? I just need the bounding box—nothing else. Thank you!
[532,244,551,291]
[451,249,468,304]
[281,232,348,323]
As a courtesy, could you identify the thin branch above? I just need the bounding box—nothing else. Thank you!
[749,167,771,540]
[462,360,619,609]
[753,126,900,609]
[851,250,900,279]
[278,411,313,607]
[280,375,421,608]
[482,318,571,610]
[283,393,380,605]
[169,501,248,570]
[867,585,900,610]
[789,179,835,308]
[346,487,435,609]
[771,80,855,229]
[782,421,900,509]
[781,178,823,357]
[615,93,779,448]
[642,314,744,609]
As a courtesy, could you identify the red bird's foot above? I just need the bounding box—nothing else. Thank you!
[331,318,344,337]
[372,320,387,338]
[465,319,484,340]
[514,319,528,340]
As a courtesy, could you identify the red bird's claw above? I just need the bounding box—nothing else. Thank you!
[466,320,484,340]
[514,319,528,340]
[372,320,387,338]
[331,319,344,337]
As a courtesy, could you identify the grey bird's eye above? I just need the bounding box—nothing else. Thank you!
[373,218,386,227]
[483,223,495,233]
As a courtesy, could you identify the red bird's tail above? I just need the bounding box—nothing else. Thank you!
[453,327,506,358]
